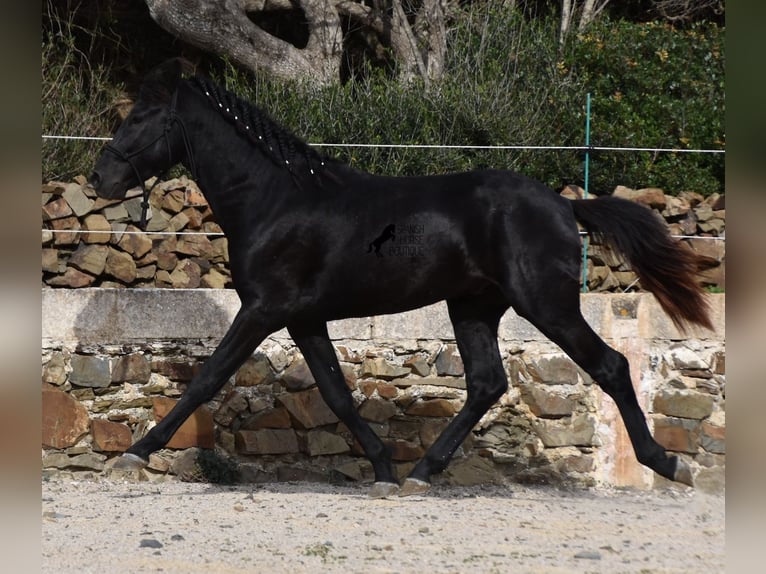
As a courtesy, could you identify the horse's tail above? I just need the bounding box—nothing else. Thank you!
[571,196,713,332]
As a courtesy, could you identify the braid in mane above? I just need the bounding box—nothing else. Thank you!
[190,76,327,180]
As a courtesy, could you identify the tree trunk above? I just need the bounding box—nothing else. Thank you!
[145,0,343,85]
[578,0,610,32]
[388,0,447,85]
[146,0,449,86]
[559,0,574,46]
[559,0,610,45]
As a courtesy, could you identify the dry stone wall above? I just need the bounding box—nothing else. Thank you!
[41,177,725,490]
[42,289,725,492]
[42,177,725,291]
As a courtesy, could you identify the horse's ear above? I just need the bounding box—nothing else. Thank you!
[140,58,196,103]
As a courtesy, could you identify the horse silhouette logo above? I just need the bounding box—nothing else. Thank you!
[367,224,396,257]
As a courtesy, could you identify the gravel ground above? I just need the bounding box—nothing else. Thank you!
[42,476,724,573]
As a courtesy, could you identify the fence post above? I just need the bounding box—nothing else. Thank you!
[581,92,592,293]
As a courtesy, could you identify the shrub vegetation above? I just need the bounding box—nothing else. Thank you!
[42,4,724,196]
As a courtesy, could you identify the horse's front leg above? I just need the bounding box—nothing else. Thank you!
[289,322,399,498]
[113,304,277,468]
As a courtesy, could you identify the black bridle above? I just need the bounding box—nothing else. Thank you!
[104,90,197,229]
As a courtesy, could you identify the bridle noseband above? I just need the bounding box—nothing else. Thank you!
[104,90,197,229]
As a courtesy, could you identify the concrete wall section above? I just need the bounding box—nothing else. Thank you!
[43,288,724,344]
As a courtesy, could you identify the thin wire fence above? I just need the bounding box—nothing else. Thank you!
[41,133,725,155]
[41,133,726,243]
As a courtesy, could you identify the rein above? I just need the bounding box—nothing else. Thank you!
[104,90,197,229]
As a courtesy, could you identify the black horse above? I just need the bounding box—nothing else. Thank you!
[89,59,712,497]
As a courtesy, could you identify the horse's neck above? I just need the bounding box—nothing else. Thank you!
[176,84,290,230]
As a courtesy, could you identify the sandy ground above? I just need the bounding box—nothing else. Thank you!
[42,476,724,573]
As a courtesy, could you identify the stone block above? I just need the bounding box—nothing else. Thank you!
[105,247,137,283]
[361,357,410,381]
[280,359,316,391]
[653,416,699,454]
[526,354,579,385]
[405,398,456,417]
[103,202,129,222]
[116,226,153,258]
[419,418,449,448]
[91,419,132,452]
[394,377,466,389]
[385,438,425,462]
[376,382,399,399]
[161,189,185,213]
[304,430,350,456]
[151,358,201,382]
[67,452,106,471]
[700,419,725,454]
[241,407,292,430]
[169,258,201,288]
[42,352,68,386]
[235,429,299,455]
[359,379,378,397]
[81,214,112,243]
[665,344,708,370]
[613,185,667,210]
[201,268,229,289]
[152,397,215,449]
[42,248,60,274]
[359,398,398,423]
[176,235,213,257]
[236,355,276,387]
[531,414,596,448]
[403,355,430,377]
[652,389,715,420]
[444,453,501,486]
[42,387,90,448]
[69,244,109,276]
[111,353,151,384]
[214,390,249,425]
[69,355,112,388]
[520,385,576,418]
[62,183,95,216]
[277,388,339,429]
[43,197,73,220]
[435,344,464,376]
[47,267,95,288]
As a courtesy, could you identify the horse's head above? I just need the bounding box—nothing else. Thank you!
[88,58,195,200]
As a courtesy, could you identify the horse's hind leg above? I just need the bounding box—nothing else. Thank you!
[400,296,508,496]
[513,291,692,486]
[289,322,399,498]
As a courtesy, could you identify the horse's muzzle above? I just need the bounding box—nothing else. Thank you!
[87,170,124,200]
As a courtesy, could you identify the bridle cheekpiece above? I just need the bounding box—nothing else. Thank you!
[103,89,197,229]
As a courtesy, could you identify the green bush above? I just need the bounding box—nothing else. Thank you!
[216,8,585,188]
[564,18,725,195]
[42,5,125,181]
[216,8,723,195]
[41,5,724,196]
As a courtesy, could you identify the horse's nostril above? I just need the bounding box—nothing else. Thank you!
[88,172,102,189]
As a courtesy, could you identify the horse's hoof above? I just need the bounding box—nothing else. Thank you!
[110,453,149,471]
[673,457,694,487]
[369,482,400,499]
[398,478,431,497]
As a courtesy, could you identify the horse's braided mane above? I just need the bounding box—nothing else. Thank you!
[189,76,328,177]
